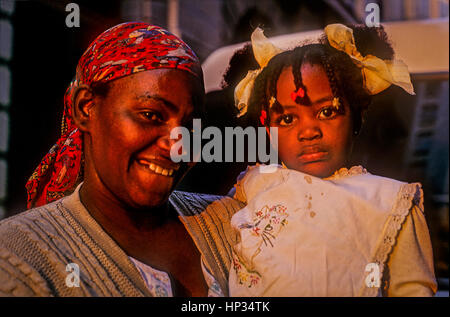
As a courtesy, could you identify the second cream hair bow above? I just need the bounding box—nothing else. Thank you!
[324,23,415,95]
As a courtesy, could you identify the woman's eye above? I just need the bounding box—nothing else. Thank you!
[318,107,338,120]
[142,111,163,123]
[279,114,295,126]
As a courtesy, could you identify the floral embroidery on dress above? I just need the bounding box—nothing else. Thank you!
[250,204,289,247]
[232,254,262,288]
[233,204,289,288]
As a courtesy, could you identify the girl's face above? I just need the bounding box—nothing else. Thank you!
[269,63,354,178]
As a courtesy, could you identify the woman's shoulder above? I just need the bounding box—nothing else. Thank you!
[0,193,86,269]
[0,199,63,238]
[0,201,65,296]
[0,198,74,269]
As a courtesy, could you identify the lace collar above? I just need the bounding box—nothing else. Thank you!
[324,165,368,180]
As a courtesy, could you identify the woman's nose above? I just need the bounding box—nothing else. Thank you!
[155,122,179,152]
[297,117,322,142]
[156,118,189,156]
[157,135,176,151]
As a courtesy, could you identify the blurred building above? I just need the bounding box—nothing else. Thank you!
[120,0,450,60]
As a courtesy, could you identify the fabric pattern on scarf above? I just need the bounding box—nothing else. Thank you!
[26,22,202,208]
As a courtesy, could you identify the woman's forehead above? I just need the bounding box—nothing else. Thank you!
[109,69,200,94]
[105,69,201,112]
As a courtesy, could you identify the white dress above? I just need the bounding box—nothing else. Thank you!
[228,165,437,297]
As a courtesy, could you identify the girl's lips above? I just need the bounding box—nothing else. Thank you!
[298,151,328,164]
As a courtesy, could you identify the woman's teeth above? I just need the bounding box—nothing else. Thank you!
[138,160,174,176]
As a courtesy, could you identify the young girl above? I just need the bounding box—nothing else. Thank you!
[227,24,437,296]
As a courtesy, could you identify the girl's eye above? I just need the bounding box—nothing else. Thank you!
[142,111,163,123]
[318,107,338,120]
[278,114,296,126]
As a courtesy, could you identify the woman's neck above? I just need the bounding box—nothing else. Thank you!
[80,180,173,232]
[78,179,207,296]
[78,177,185,265]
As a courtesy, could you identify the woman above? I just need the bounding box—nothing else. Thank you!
[0,22,242,297]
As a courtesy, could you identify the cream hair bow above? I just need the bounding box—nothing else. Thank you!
[234,28,282,117]
[324,23,415,95]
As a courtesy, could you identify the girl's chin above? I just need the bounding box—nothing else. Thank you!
[290,162,337,179]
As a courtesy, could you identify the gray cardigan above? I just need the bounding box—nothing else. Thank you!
[0,185,243,296]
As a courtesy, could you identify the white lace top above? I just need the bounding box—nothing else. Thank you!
[129,256,224,297]
[229,165,437,297]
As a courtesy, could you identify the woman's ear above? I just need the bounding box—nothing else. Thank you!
[72,86,95,132]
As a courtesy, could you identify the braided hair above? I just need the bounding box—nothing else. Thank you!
[247,25,394,134]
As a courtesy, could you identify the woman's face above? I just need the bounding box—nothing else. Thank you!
[269,63,354,178]
[86,69,201,209]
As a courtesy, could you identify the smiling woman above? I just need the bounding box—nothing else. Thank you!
[0,22,239,297]
[77,69,199,210]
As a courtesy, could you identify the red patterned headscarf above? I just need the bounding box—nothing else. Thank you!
[26,22,202,208]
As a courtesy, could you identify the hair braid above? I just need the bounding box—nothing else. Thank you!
[292,48,304,90]
[320,51,364,133]
[252,72,269,118]
[266,59,285,116]
[291,47,311,105]
[320,53,342,111]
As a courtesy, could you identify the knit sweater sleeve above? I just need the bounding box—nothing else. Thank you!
[0,247,52,296]
[0,207,63,297]
[0,205,89,297]
[0,188,154,297]
[0,211,55,296]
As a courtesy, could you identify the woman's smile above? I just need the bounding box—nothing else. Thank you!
[135,158,179,177]
[137,160,174,176]
[134,152,181,176]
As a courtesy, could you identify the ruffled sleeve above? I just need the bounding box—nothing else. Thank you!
[384,204,438,296]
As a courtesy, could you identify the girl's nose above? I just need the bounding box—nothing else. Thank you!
[297,117,323,142]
